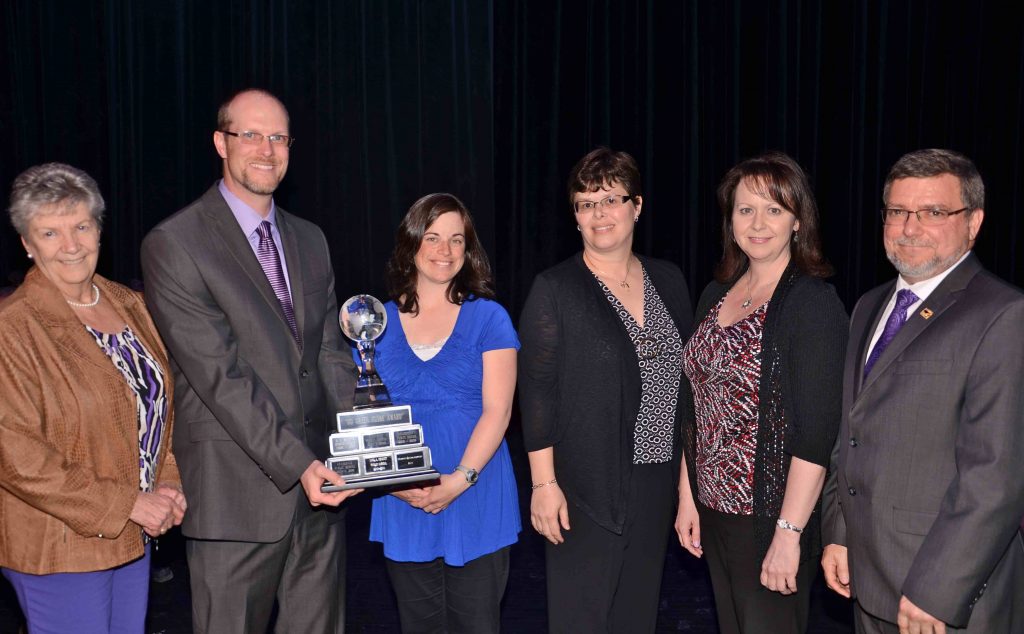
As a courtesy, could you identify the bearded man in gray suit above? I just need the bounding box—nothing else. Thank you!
[822,149,1024,633]
[141,89,360,633]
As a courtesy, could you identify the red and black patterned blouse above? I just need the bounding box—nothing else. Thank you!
[683,295,767,515]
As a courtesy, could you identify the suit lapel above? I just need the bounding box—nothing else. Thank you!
[851,283,894,397]
[859,255,981,395]
[200,189,299,348]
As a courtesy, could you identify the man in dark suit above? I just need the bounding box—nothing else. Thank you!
[822,149,1024,633]
[141,89,359,633]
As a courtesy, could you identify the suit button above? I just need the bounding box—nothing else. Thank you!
[300,369,310,378]
[304,417,310,426]
[848,487,857,496]
[849,438,858,447]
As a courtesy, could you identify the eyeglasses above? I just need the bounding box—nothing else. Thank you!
[220,130,295,148]
[880,207,968,226]
[574,194,633,214]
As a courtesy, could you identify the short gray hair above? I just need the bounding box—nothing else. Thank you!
[8,163,106,236]
[882,149,984,211]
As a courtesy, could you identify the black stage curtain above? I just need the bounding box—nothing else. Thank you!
[2,1,1022,314]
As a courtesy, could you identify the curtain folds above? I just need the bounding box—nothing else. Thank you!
[2,1,1021,311]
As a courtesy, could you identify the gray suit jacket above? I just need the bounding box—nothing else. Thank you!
[141,185,356,542]
[823,253,1024,630]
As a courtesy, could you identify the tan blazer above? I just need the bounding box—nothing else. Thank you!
[0,267,178,574]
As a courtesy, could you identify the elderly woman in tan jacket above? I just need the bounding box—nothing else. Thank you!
[0,163,184,633]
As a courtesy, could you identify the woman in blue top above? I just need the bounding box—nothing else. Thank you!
[367,192,520,633]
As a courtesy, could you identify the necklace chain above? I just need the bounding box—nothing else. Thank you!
[584,252,632,289]
[741,274,754,308]
[66,283,101,308]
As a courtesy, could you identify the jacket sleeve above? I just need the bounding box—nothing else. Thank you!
[313,231,358,417]
[784,283,849,466]
[141,226,316,491]
[518,274,563,451]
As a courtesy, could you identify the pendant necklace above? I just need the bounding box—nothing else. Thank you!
[585,252,632,289]
[66,283,101,308]
[741,274,754,308]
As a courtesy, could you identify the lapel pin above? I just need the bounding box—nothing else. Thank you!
[920,307,934,319]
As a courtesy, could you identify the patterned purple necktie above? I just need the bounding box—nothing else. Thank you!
[863,288,919,378]
[256,221,300,345]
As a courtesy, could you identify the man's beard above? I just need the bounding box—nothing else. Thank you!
[886,238,967,280]
[240,171,281,196]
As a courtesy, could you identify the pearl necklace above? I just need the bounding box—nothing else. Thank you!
[66,283,101,308]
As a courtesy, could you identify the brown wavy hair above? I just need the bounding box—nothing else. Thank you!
[715,151,833,283]
[386,193,495,314]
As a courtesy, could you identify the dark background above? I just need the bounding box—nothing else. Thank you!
[1,1,1023,631]
[3,0,1022,311]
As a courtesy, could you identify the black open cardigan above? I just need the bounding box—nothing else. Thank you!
[680,262,848,560]
[519,252,693,534]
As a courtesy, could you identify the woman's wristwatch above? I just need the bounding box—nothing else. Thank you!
[455,465,479,485]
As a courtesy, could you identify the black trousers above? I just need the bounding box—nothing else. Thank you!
[699,503,816,634]
[186,510,346,634]
[385,547,510,634]
[545,461,675,634]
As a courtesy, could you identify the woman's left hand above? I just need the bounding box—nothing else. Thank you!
[760,528,801,594]
[419,473,471,514]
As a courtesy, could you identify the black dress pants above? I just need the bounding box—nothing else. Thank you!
[545,461,675,634]
[385,547,510,634]
[699,503,816,634]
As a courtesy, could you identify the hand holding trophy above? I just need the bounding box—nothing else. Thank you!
[322,295,440,492]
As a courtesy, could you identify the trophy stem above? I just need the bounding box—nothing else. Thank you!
[354,338,393,408]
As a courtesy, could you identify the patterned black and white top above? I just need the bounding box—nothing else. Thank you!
[87,325,168,492]
[595,266,683,464]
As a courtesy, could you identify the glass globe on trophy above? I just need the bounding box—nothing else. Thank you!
[339,294,392,408]
[322,294,439,491]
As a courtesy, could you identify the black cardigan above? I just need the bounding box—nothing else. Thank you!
[519,252,692,534]
[680,263,848,560]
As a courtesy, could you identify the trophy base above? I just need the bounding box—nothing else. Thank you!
[321,468,440,492]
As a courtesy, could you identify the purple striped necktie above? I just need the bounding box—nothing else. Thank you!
[863,288,918,378]
[255,221,300,345]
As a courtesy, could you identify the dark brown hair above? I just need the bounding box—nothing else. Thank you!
[386,193,495,314]
[715,151,833,283]
[566,147,642,210]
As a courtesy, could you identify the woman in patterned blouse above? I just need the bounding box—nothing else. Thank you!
[520,148,692,632]
[675,152,848,633]
[0,163,184,633]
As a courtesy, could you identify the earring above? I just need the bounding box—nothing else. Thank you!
[634,215,639,223]
[576,225,581,232]
[792,231,799,242]
[26,253,33,259]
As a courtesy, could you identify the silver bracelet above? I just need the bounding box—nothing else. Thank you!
[776,518,803,533]
[531,479,557,490]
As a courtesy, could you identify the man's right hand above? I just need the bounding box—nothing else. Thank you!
[301,460,362,506]
[821,543,852,598]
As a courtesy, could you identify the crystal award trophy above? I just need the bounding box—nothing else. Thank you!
[321,294,440,491]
